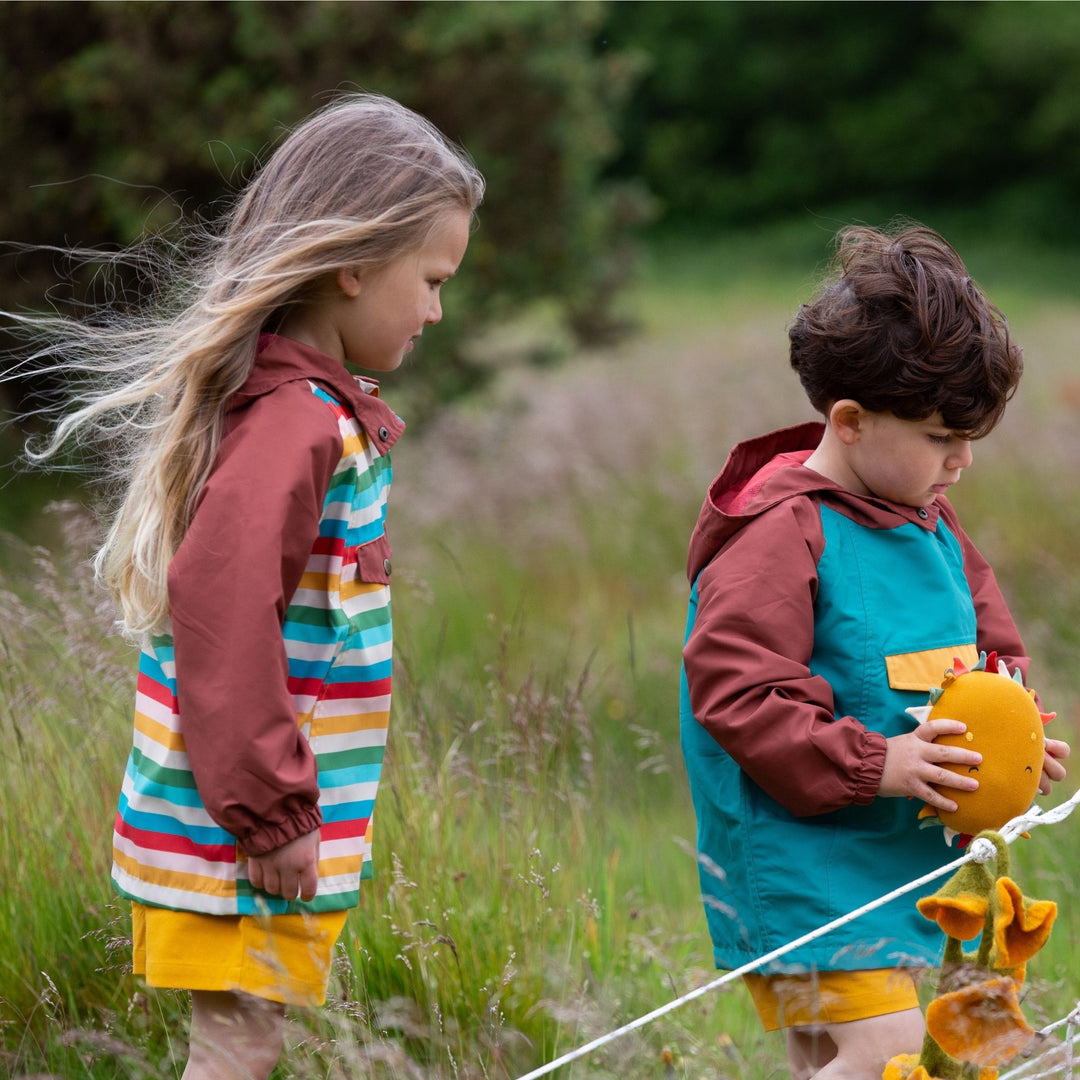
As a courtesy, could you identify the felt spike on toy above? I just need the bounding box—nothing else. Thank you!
[907,703,933,725]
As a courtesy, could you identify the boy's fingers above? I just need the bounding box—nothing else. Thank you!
[929,764,978,791]
[919,783,959,813]
[1046,738,1070,761]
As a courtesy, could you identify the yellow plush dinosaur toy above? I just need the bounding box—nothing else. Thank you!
[906,652,1054,847]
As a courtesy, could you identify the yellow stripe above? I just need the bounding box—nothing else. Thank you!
[312,710,390,734]
[299,570,340,591]
[341,579,386,601]
[318,853,364,878]
[340,430,368,456]
[133,709,186,752]
[113,848,236,897]
[885,644,980,691]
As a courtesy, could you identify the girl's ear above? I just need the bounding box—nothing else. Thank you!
[336,267,363,298]
[830,399,866,446]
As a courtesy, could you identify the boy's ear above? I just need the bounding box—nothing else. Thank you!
[336,267,363,298]
[830,399,866,446]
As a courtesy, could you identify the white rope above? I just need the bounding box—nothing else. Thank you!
[514,788,1080,1080]
[999,1006,1080,1080]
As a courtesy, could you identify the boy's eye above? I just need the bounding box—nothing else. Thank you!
[928,434,952,445]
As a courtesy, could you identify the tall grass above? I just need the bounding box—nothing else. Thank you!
[2,229,1079,1078]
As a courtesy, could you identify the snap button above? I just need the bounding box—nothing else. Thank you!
[917,507,929,519]
[383,558,392,575]
[378,426,389,441]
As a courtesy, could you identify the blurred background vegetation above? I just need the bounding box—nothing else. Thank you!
[3,4,1080,1078]
[3,0,1080,484]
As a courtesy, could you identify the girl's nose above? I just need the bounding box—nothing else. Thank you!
[426,294,443,325]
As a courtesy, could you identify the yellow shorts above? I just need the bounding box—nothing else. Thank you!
[131,902,349,1006]
[743,968,921,1031]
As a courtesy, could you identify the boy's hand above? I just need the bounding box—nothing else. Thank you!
[1039,738,1070,795]
[247,829,320,902]
[879,719,981,813]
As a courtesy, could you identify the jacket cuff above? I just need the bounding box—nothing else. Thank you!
[238,803,323,856]
[851,729,888,805]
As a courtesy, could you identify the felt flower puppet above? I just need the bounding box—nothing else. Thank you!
[882,831,1056,1080]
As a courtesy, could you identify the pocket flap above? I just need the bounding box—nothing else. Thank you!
[350,534,393,585]
[885,644,979,692]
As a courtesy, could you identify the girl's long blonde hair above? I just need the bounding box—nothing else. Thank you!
[9,93,484,638]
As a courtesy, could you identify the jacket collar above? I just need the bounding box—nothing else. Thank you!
[687,421,945,582]
[228,333,405,449]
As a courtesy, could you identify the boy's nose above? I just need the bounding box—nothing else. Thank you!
[949,441,974,470]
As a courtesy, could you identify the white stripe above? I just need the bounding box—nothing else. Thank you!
[314,697,391,720]
[111,864,239,915]
[113,831,234,877]
[309,728,388,755]
[120,771,222,830]
[134,691,178,729]
[319,780,380,806]
[131,727,190,770]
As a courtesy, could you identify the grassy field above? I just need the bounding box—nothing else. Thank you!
[2,225,1079,1079]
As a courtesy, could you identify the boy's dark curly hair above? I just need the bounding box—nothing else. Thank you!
[789,224,1022,437]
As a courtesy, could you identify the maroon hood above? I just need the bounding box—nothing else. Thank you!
[686,421,945,582]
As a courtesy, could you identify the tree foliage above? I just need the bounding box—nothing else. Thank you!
[601,0,1080,238]
[0,0,645,418]
[3,0,1079,432]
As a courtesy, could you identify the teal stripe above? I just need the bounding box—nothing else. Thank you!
[317,745,385,771]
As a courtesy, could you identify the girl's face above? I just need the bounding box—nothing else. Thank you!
[336,208,472,372]
[279,208,471,373]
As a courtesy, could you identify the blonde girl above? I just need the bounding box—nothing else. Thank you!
[13,94,483,1079]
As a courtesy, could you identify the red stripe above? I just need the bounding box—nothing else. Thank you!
[288,676,326,698]
[321,818,369,842]
[319,677,392,701]
[136,670,177,710]
[311,535,346,559]
[114,813,236,864]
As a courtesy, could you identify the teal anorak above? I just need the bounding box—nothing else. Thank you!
[680,423,1030,974]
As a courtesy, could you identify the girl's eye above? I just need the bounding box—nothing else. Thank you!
[928,434,952,445]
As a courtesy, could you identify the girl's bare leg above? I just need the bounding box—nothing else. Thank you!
[182,990,285,1080]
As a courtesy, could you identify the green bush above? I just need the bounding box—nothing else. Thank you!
[0,0,647,423]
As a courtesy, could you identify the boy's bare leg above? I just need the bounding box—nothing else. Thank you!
[182,990,285,1080]
[785,1026,837,1078]
[792,1007,924,1079]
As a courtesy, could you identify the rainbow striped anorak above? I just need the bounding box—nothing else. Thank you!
[111,335,404,915]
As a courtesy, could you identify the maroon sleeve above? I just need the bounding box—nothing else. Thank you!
[168,382,341,855]
[682,496,886,816]
[939,500,1030,683]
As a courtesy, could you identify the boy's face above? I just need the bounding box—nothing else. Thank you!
[847,411,973,507]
